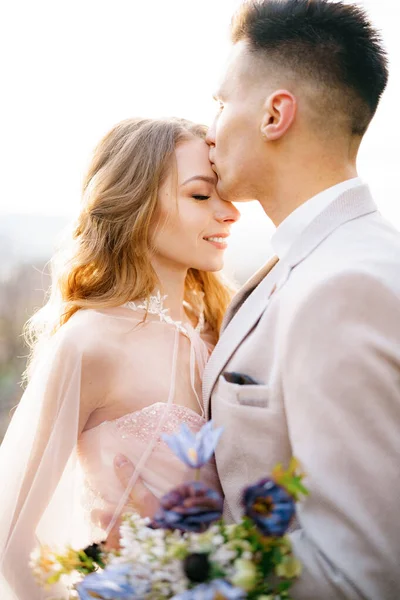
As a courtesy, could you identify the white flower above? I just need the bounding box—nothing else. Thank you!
[231,558,258,592]
[212,545,238,566]
[212,534,225,546]
[29,545,59,586]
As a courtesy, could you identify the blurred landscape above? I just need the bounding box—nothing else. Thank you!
[0,209,273,442]
[0,214,68,441]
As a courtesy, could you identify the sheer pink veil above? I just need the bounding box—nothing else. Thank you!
[0,308,211,599]
[0,328,88,599]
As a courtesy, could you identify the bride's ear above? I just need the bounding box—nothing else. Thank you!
[260,90,297,141]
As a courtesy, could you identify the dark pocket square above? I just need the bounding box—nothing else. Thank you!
[223,371,260,385]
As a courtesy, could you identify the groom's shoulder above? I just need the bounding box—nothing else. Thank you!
[339,208,400,247]
[285,211,400,302]
[323,210,400,277]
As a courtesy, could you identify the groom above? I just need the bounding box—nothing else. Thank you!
[114,1,400,597]
[201,0,400,598]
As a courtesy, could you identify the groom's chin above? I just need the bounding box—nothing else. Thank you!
[217,180,255,204]
[216,179,236,203]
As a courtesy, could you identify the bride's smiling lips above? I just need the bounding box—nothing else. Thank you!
[203,232,230,250]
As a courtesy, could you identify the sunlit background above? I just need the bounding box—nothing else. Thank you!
[1,0,399,274]
[0,0,399,435]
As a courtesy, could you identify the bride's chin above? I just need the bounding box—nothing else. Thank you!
[195,260,225,273]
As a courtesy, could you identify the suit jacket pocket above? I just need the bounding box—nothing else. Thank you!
[236,384,270,408]
[216,374,270,408]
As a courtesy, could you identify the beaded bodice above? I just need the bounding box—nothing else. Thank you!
[94,402,205,445]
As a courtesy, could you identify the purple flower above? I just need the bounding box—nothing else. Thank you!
[150,481,223,533]
[76,564,140,600]
[172,579,245,600]
[162,420,223,469]
[242,477,295,537]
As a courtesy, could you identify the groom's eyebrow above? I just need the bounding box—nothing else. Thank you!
[213,88,225,100]
[181,176,217,186]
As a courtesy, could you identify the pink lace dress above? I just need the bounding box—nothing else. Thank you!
[77,294,221,542]
[0,293,220,600]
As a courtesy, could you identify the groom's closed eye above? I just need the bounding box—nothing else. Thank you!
[223,371,259,385]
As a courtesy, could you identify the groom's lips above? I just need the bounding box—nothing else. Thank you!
[210,162,219,177]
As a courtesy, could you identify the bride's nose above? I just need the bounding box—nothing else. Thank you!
[214,202,241,224]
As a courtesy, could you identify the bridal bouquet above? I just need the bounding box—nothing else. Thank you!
[31,421,308,599]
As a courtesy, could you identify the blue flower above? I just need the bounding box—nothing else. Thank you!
[162,420,223,469]
[76,564,139,600]
[242,477,295,537]
[172,579,245,600]
[150,481,223,533]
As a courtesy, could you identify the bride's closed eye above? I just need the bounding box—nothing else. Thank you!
[192,195,210,201]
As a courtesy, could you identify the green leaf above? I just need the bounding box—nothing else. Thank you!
[277,579,293,591]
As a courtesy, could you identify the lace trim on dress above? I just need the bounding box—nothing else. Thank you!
[111,403,204,443]
[123,291,205,336]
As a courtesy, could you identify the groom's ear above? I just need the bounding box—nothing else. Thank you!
[260,90,297,141]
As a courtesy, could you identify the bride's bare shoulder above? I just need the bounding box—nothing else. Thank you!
[55,309,125,404]
[56,305,173,370]
[59,305,150,358]
[52,308,125,363]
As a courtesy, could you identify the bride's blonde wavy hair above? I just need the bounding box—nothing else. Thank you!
[25,117,234,378]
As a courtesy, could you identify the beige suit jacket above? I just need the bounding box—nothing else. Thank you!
[203,185,400,599]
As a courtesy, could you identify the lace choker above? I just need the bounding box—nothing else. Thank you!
[123,291,205,336]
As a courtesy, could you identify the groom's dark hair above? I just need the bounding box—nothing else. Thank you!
[231,0,388,136]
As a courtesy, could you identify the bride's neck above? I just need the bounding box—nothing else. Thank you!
[151,259,187,322]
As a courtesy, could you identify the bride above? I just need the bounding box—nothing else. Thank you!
[0,117,240,599]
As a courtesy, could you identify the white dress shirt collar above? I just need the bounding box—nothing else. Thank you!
[271,177,363,260]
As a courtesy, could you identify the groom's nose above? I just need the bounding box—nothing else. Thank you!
[205,119,216,147]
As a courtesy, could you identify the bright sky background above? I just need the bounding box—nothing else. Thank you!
[1,0,399,275]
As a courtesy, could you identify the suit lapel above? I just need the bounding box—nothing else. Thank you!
[203,258,284,414]
[221,255,279,331]
[203,184,378,414]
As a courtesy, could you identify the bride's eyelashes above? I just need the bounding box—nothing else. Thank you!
[192,195,210,201]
